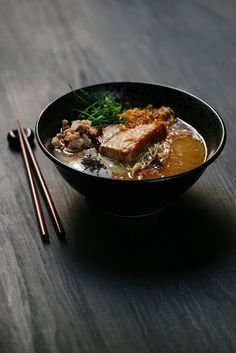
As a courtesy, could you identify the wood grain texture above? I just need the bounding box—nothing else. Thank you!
[0,0,236,352]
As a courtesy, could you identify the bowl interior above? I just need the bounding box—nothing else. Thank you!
[36,82,226,216]
[37,82,225,173]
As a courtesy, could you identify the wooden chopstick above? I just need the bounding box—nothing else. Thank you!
[17,120,65,239]
[16,120,49,242]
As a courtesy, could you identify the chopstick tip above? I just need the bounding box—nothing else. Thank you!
[42,233,50,243]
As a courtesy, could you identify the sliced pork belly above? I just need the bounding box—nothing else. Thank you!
[99,123,166,163]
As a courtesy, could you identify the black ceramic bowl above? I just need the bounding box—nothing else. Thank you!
[36,82,226,216]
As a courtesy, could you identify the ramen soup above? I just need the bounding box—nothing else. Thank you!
[49,92,206,180]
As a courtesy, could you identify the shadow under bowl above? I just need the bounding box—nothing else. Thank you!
[36,82,226,216]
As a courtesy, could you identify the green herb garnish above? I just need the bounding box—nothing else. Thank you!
[70,87,126,127]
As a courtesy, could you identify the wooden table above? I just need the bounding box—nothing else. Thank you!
[1,0,236,352]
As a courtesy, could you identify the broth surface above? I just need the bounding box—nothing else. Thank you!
[49,118,206,179]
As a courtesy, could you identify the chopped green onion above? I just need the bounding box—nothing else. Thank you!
[70,86,126,127]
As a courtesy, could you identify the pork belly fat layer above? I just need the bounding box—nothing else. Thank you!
[99,123,166,162]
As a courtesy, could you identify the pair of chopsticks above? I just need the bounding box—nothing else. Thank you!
[16,120,65,242]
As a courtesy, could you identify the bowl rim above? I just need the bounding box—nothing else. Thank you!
[35,81,226,184]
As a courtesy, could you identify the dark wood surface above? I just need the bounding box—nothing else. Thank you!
[0,0,236,352]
